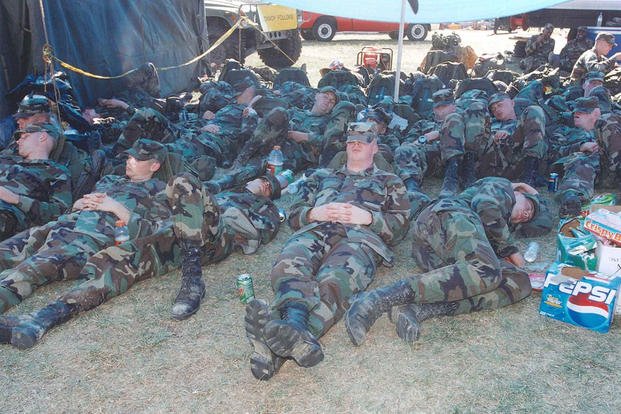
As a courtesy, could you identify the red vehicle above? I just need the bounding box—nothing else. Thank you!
[300,11,431,42]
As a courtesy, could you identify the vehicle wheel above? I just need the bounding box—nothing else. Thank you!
[406,24,428,41]
[206,18,244,66]
[388,31,398,39]
[312,17,336,42]
[258,30,302,69]
[300,29,315,41]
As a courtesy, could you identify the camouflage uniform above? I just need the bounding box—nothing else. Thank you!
[521,34,555,73]
[270,165,410,337]
[0,174,168,313]
[559,36,594,73]
[571,49,619,84]
[0,152,71,240]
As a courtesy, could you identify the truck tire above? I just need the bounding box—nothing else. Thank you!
[206,18,244,66]
[313,17,336,42]
[300,29,315,41]
[258,31,302,69]
[406,24,428,41]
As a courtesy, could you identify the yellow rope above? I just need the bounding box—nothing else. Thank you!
[47,17,250,80]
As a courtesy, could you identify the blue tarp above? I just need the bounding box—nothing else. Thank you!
[270,0,567,23]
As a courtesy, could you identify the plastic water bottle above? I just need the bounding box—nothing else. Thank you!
[276,169,294,190]
[524,241,540,263]
[114,220,129,246]
[266,145,284,176]
[596,12,603,27]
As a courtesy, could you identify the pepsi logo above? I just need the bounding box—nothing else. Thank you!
[566,292,611,330]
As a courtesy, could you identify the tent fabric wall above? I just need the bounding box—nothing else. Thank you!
[0,0,207,117]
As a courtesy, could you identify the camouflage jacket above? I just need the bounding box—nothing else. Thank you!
[215,189,280,255]
[453,177,518,258]
[208,102,258,140]
[571,49,618,83]
[525,35,555,59]
[595,113,621,177]
[548,125,594,160]
[288,165,411,266]
[0,155,71,228]
[288,108,331,146]
[67,175,169,244]
[559,38,594,72]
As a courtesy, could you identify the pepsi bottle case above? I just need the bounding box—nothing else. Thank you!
[539,263,621,333]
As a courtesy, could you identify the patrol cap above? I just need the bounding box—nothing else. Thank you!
[595,32,617,47]
[588,85,613,113]
[360,107,391,125]
[14,94,50,119]
[126,138,168,163]
[318,85,339,104]
[573,96,599,113]
[514,194,553,237]
[346,122,377,143]
[17,122,61,140]
[432,89,454,108]
[488,92,511,108]
[232,77,257,96]
[582,71,605,84]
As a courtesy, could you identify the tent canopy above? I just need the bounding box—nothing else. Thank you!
[0,0,208,117]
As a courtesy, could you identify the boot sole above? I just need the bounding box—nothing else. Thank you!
[395,310,421,344]
[264,321,324,368]
[244,300,284,380]
[344,311,369,347]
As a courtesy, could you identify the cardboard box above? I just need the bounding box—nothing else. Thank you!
[596,242,621,278]
[539,264,621,333]
[584,205,621,246]
[556,219,597,271]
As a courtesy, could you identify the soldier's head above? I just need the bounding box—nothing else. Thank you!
[432,89,456,121]
[588,85,613,113]
[16,122,60,160]
[511,191,536,224]
[359,107,391,134]
[513,193,553,236]
[312,86,339,115]
[488,92,516,121]
[345,122,378,171]
[125,138,167,181]
[582,71,604,96]
[233,77,257,104]
[14,94,52,129]
[573,97,601,130]
[245,177,274,198]
[594,32,617,55]
[576,26,588,40]
[542,23,554,38]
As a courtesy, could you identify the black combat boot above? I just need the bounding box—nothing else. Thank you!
[244,299,286,380]
[0,284,21,313]
[10,301,76,349]
[344,280,416,346]
[389,302,458,344]
[0,314,28,344]
[439,156,461,198]
[520,156,540,187]
[171,246,205,320]
[558,189,582,219]
[461,152,478,189]
[264,302,324,368]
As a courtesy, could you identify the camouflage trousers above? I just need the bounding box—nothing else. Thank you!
[113,107,175,154]
[270,223,381,338]
[0,222,108,313]
[478,105,547,180]
[403,199,531,312]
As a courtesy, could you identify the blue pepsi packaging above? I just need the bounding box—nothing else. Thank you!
[539,263,621,333]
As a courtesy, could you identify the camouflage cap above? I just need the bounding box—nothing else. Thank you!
[432,89,454,108]
[232,77,257,96]
[346,122,377,143]
[488,92,511,108]
[14,94,50,119]
[595,32,617,47]
[573,96,599,113]
[126,138,168,163]
[17,122,61,140]
[514,194,553,237]
[318,85,340,104]
[582,71,605,84]
[360,107,391,125]
[588,85,613,113]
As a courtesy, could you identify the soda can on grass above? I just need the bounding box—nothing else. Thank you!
[236,274,255,304]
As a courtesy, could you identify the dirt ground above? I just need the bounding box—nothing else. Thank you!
[2,29,621,413]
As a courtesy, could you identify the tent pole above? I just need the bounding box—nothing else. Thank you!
[393,0,407,102]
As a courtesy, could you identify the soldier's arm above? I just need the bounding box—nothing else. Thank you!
[287,171,321,230]
[126,191,171,238]
[525,37,538,55]
[542,39,555,56]
[583,52,618,74]
[367,175,411,245]
[471,196,518,258]
[17,170,72,224]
